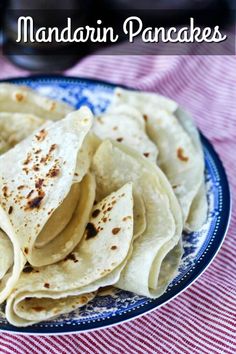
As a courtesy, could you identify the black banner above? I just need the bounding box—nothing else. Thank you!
[2,8,235,56]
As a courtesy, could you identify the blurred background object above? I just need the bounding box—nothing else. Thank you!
[0,0,234,72]
[2,0,92,71]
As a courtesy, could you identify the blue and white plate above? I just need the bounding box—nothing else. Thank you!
[0,76,231,335]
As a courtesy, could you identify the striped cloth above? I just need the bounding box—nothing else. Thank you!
[0,55,235,353]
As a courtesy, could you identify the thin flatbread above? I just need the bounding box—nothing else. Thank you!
[112,88,206,230]
[0,107,94,303]
[93,104,158,162]
[175,107,207,231]
[6,183,134,326]
[92,140,183,298]
[0,84,73,120]
[0,113,45,154]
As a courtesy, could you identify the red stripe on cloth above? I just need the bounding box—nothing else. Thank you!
[0,54,235,354]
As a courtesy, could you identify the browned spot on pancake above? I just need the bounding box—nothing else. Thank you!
[102,217,107,223]
[2,186,8,198]
[35,129,47,142]
[112,228,121,235]
[143,114,148,121]
[35,149,42,154]
[33,165,40,172]
[122,216,132,221]
[49,144,57,153]
[46,167,60,178]
[104,207,112,214]
[111,245,117,250]
[44,283,50,289]
[143,153,150,158]
[26,190,34,199]
[23,167,29,175]
[80,296,88,304]
[85,223,98,240]
[25,190,45,211]
[92,209,100,218]
[32,306,45,312]
[35,178,44,189]
[17,185,25,190]
[23,153,32,165]
[15,93,25,102]
[48,208,54,216]
[8,206,13,215]
[24,247,29,255]
[177,148,189,162]
[116,137,123,142]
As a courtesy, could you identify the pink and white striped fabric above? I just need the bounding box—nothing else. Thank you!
[0,55,235,354]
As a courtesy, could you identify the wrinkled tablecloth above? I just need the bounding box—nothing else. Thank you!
[0,54,235,354]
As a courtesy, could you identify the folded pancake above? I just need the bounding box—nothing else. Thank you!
[6,183,134,326]
[93,104,158,162]
[0,113,45,154]
[113,88,178,114]
[0,84,73,120]
[175,108,207,231]
[92,140,183,298]
[0,230,13,280]
[0,107,94,303]
[111,88,206,231]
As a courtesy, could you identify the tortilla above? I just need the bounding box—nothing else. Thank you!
[113,88,178,114]
[175,108,207,231]
[0,230,13,280]
[0,113,45,154]
[0,83,207,326]
[112,88,206,230]
[35,183,81,248]
[93,104,158,162]
[6,183,134,326]
[0,107,94,303]
[92,140,183,298]
[0,84,73,120]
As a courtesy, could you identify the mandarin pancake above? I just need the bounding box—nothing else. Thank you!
[0,107,94,303]
[0,83,73,120]
[92,140,183,297]
[111,88,207,231]
[6,183,134,326]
